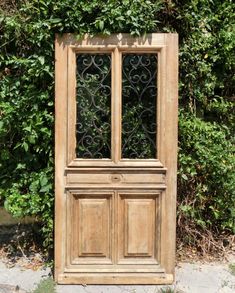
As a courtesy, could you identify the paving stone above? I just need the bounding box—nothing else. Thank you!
[1,260,235,293]
[0,284,26,293]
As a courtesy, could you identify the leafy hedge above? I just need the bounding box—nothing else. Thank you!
[0,0,234,249]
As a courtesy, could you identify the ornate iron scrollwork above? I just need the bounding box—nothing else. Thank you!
[122,54,157,159]
[76,54,111,158]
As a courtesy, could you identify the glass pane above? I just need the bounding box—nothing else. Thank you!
[122,54,157,159]
[76,54,111,159]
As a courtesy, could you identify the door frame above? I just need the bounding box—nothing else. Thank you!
[55,33,178,284]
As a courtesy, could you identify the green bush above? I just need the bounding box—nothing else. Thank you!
[0,0,234,249]
[178,111,235,233]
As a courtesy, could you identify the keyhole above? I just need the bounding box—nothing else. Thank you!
[111,174,121,182]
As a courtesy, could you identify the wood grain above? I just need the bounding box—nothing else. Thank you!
[54,34,68,280]
[55,33,178,284]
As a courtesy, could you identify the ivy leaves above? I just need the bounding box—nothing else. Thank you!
[0,0,234,249]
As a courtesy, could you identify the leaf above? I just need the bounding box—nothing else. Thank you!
[99,20,104,31]
[182,174,188,180]
[49,18,62,24]
[40,184,51,193]
[40,176,48,187]
[23,142,29,152]
[38,56,45,65]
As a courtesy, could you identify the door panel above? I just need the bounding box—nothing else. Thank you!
[122,54,158,159]
[118,192,160,265]
[55,33,178,284]
[67,191,114,265]
[125,199,154,256]
[76,53,112,159]
[79,198,108,256]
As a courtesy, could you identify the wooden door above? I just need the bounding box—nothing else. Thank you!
[55,33,178,284]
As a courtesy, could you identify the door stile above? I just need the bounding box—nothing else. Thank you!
[156,50,161,162]
[160,34,178,275]
[157,47,166,166]
[54,35,68,279]
[113,190,119,264]
[113,48,122,163]
[67,47,76,164]
[155,190,161,264]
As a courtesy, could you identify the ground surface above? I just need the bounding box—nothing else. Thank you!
[0,258,235,293]
[0,210,234,292]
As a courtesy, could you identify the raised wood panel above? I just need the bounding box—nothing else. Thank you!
[118,192,160,265]
[79,199,108,256]
[67,191,113,265]
[125,199,154,256]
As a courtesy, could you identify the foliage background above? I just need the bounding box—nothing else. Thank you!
[0,0,234,251]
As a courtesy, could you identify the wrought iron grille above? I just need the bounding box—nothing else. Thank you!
[122,54,157,159]
[76,54,111,158]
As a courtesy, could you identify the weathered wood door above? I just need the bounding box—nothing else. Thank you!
[55,33,178,284]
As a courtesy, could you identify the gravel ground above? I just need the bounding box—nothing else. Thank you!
[0,261,50,292]
[0,259,235,293]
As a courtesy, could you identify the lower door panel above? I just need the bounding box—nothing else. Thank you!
[117,191,161,265]
[66,191,114,266]
[62,189,172,283]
